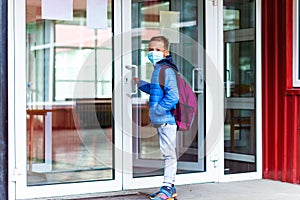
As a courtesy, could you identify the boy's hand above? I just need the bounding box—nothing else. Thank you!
[133,77,140,84]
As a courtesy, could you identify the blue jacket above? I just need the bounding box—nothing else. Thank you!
[138,55,179,125]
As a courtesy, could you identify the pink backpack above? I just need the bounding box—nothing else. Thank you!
[159,66,198,131]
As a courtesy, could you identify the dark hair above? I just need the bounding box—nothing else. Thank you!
[149,36,169,50]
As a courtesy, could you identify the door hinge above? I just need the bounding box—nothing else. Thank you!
[11,169,22,182]
[209,0,217,6]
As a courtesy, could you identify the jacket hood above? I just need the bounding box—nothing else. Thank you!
[156,55,179,71]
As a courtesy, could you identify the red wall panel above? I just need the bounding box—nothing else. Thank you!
[262,0,300,184]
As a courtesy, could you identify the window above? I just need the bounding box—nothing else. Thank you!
[26,5,113,102]
[294,0,300,86]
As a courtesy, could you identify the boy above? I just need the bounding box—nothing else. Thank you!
[134,36,179,200]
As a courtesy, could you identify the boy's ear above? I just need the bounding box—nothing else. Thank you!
[164,50,169,57]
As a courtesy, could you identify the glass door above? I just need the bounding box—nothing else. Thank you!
[122,0,221,189]
[223,0,257,174]
[14,0,123,199]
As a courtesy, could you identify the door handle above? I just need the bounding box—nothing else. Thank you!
[125,65,138,97]
[192,68,203,94]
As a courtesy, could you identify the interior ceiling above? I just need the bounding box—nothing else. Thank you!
[27,0,87,9]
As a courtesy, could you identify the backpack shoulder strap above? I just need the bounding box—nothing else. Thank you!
[159,65,178,90]
[159,66,169,90]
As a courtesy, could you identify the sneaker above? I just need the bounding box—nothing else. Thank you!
[150,185,177,200]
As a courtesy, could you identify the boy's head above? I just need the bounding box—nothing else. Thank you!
[148,36,169,58]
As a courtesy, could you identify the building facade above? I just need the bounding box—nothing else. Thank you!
[0,0,299,199]
[262,0,300,183]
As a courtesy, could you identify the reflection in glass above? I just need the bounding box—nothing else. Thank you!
[26,0,114,185]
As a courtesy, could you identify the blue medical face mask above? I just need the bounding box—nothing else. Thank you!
[147,51,164,65]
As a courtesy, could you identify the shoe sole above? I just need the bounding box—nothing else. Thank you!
[149,193,177,200]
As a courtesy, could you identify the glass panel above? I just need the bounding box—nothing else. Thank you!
[225,41,255,98]
[224,0,255,30]
[223,0,256,174]
[223,9,240,31]
[131,0,205,178]
[26,0,114,185]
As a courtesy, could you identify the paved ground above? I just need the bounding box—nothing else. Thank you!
[36,179,300,200]
[73,194,149,200]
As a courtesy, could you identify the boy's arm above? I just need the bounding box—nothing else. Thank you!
[157,68,179,111]
[137,79,150,94]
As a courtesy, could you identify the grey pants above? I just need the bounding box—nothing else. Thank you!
[157,123,177,186]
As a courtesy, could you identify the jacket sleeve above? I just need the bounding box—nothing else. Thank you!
[137,80,150,94]
[157,68,179,111]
